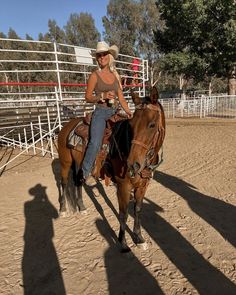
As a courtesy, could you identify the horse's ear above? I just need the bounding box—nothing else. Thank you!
[131,89,142,105]
[150,86,159,105]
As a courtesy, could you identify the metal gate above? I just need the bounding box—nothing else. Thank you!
[0,38,148,171]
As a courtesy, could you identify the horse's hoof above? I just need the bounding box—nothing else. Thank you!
[121,248,131,254]
[80,209,88,215]
[84,175,97,186]
[93,187,101,198]
[136,242,148,250]
[122,250,133,259]
[78,203,86,212]
[120,245,131,253]
[59,211,69,218]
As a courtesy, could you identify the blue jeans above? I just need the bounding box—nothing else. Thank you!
[81,106,116,178]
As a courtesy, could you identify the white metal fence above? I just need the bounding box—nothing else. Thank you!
[161,95,236,119]
[0,38,148,171]
[0,38,235,172]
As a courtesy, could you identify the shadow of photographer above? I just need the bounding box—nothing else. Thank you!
[22,183,66,295]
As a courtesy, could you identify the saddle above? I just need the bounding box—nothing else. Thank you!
[67,111,128,182]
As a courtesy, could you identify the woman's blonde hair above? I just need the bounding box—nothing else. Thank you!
[108,54,122,89]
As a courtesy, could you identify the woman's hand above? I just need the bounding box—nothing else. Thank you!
[126,111,133,119]
[102,91,116,101]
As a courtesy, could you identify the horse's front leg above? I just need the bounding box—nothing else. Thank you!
[117,183,132,253]
[118,210,130,252]
[133,187,148,250]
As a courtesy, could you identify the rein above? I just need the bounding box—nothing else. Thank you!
[131,139,149,150]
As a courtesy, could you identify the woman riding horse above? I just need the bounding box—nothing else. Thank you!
[78,41,132,186]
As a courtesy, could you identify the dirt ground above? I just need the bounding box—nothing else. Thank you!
[0,118,236,295]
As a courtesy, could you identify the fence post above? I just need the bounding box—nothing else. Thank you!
[30,122,36,155]
[143,59,148,97]
[172,99,175,118]
[54,42,63,101]
[46,107,54,159]
[55,88,62,130]
[200,97,203,118]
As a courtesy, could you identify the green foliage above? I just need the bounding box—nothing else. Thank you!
[7,28,20,40]
[160,52,207,82]
[64,13,100,48]
[47,19,66,43]
[155,0,236,79]
[1,0,233,92]
[137,0,162,60]
[0,32,7,38]
[103,0,163,85]
[102,0,142,55]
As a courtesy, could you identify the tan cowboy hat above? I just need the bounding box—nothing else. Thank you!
[92,41,119,59]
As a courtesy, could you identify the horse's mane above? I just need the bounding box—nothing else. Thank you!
[109,119,132,159]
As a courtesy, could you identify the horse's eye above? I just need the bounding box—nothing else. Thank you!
[148,122,156,128]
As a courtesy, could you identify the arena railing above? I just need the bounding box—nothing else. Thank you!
[0,38,148,170]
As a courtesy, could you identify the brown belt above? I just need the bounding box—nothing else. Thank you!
[97,101,109,107]
[97,100,117,109]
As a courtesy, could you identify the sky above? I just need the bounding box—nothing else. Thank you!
[0,0,109,40]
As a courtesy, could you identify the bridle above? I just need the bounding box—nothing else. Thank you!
[129,103,164,178]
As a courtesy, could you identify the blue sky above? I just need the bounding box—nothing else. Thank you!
[0,0,109,39]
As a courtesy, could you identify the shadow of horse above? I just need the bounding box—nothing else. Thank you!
[83,181,137,246]
[95,218,164,295]
[22,183,66,295]
[154,171,236,248]
[137,196,236,295]
[81,182,164,293]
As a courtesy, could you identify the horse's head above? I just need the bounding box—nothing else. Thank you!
[127,87,165,178]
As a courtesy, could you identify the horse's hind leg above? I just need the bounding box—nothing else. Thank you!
[72,158,86,213]
[59,161,71,217]
[133,187,148,250]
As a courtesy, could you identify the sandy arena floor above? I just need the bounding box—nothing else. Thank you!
[0,118,236,295]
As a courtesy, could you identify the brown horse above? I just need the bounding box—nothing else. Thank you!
[57,86,165,252]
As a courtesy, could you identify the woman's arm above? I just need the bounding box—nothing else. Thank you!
[85,72,100,103]
[117,87,132,117]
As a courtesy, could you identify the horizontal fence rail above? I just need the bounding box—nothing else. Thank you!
[160,96,236,119]
[0,38,235,172]
[0,38,148,171]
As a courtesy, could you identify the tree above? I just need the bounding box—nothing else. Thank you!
[136,0,163,86]
[102,0,142,55]
[64,13,100,48]
[47,19,66,43]
[155,0,236,94]
[103,1,167,87]
[7,28,20,40]
[0,32,7,39]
